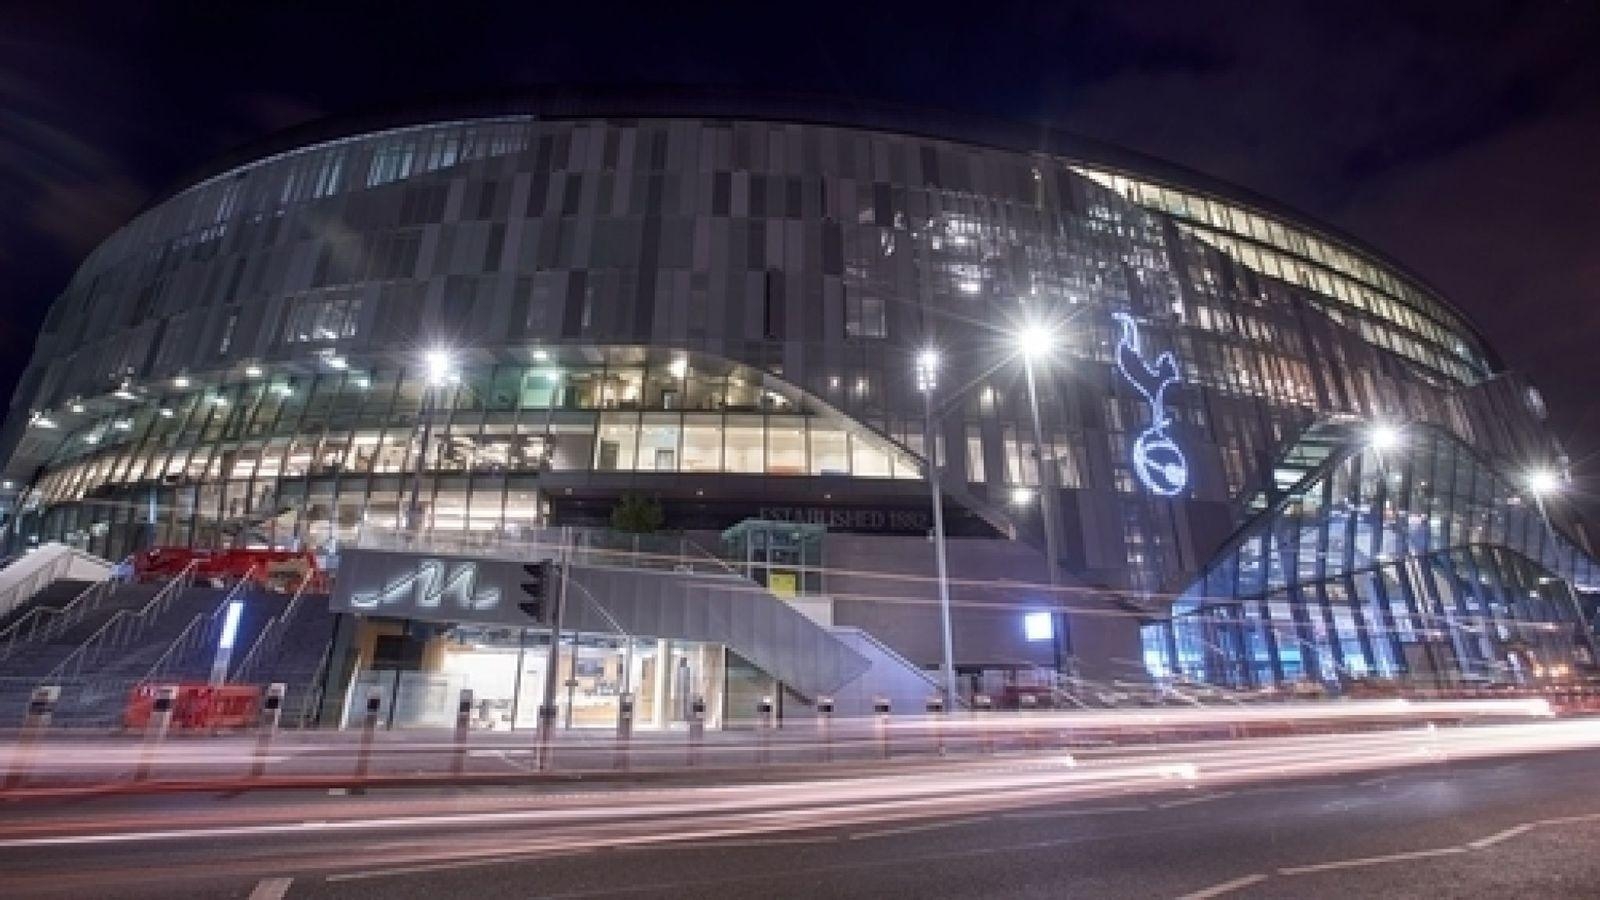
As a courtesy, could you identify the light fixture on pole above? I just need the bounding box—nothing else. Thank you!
[1523,465,1596,666]
[1015,320,1067,679]
[915,346,958,709]
[407,348,458,533]
[1367,421,1403,453]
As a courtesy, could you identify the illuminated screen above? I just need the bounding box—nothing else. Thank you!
[1023,611,1054,642]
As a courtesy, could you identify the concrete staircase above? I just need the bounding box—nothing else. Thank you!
[0,578,95,633]
[825,626,950,716]
[230,593,335,725]
[0,582,239,726]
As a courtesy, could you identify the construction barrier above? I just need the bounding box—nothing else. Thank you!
[123,683,265,731]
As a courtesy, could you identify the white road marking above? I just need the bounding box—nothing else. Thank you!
[1356,773,1401,787]
[690,835,839,848]
[1533,811,1600,827]
[1467,823,1534,849]
[1278,845,1465,876]
[1002,803,1148,819]
[1156,792,1234,809]
[1173,873,1267,899]
[849,816,992,840]
[328,848,591,881]
[248,877,293,900]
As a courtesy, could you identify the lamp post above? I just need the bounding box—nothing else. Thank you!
[406,349,457,535]
[916,348,959,709]
[1017,324,1067,678]
[1525,467,1596,666]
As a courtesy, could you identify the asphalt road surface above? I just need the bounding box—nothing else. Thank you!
[4,724,1600,898]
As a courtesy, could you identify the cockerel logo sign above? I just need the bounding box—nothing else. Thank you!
[1113,312,1189,497]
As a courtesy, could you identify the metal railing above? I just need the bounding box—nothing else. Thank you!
[293,637,333,728]
[143,568,258,682]
[49,560,199,678]
[352,525,746,578]
[0,579,118,661]
[232,572,312,683]
[0,545,110,620]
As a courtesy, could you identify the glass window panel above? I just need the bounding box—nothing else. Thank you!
[851,434,891,478]
[809,425,849,475]
[594,413,639,471]
[636,413,681,472]
[681,414,722,472]
[767,416,806,475]
[547,418,595,471]
[724,415,764,473]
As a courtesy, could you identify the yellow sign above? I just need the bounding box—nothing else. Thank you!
[768,571,798,598]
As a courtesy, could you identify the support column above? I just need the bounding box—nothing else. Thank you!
[651,639,673,728]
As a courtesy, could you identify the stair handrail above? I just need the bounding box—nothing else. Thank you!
[230,612,281,683]
[0,606,56,659]
[0,546,79,618]
[144,566,259,682]
[34,579,117,643]
[142,612,207,681]
[293,637,334,728]
[49,608,130,678]
[233,571,309,682]
[47,559,200,678]
[0,578,118,656]
[0,545,115,619]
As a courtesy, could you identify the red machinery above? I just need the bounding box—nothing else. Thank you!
[131,547,323,591]
[123,682,264,731]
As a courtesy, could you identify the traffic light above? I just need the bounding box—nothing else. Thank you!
[519,561,555,623]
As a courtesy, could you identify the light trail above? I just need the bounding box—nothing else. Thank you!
[5,718,1600,854]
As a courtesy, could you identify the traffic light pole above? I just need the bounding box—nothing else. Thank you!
[535,526,570,770]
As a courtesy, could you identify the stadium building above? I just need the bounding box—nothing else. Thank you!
[1,90,1595,725]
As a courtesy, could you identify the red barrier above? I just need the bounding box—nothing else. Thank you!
[132,547,322,591]
[123,683,264,731]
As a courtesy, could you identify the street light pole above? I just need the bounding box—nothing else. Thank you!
[406,350,456,535]
[1020,345,1066,677]
[917,350,959,709]
[405,385,435,534]
[1527,470,1598,666]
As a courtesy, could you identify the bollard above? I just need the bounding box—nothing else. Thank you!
[4,685,59,789]
[250,682,286,779]
[815,695,834,763]
[452,688,474,777]
[756,696,775,765]
[926,695,946,756]
[134,685,178,782]
[1019,693,1040,752]
[874,696,892,759]
[535,703,559,771]
[973,694,994,755]
[352,687,382,793]
[687,695,706,767]
[614,693,635,771]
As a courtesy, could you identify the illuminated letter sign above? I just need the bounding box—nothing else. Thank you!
[1113,313,1188,496]
[349,558,501,612]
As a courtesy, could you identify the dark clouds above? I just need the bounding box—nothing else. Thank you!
[1,0,1598,500]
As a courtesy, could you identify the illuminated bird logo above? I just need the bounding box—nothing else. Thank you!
[1114,312,1188,496]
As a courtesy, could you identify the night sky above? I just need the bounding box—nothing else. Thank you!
[3,1,1598,510]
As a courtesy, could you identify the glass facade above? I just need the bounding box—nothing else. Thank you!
[344,624,729,731]
[18,354,923,560]
[0,102,1588,687]
[1155,422,1598,688]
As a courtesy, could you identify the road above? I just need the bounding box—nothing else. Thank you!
[3,721,1600,898]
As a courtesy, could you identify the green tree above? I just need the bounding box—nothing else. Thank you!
[610,492,664,534]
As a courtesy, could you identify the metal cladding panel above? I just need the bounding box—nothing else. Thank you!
[332,548,867,697]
